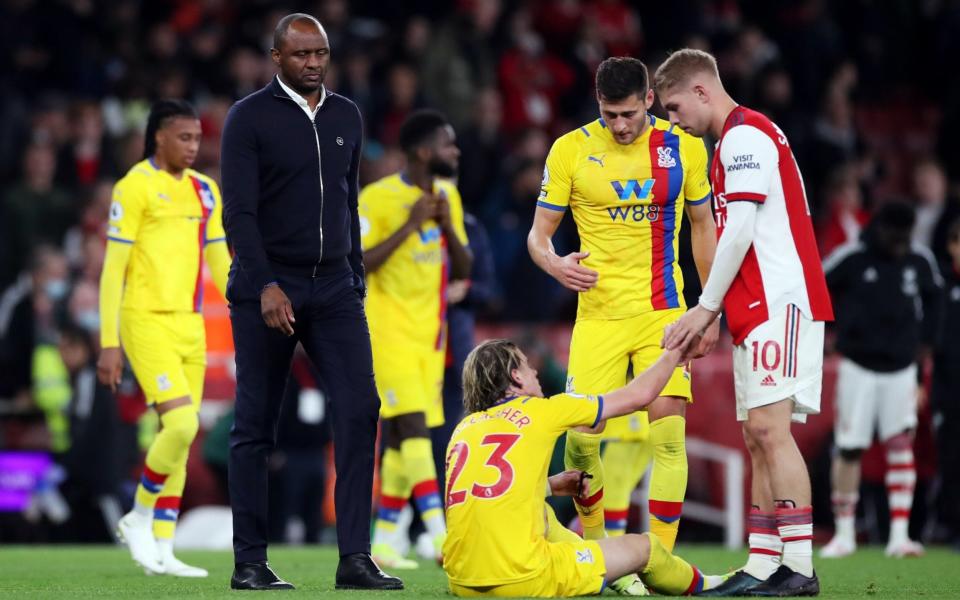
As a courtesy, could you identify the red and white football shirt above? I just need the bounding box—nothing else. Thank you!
[711,106,833,344]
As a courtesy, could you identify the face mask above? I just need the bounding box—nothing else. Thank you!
[44,279,68,301]
[76,310,100,332]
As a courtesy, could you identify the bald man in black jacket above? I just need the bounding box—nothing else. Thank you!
[221,13,400,591]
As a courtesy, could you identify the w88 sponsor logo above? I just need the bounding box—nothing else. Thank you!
[607,203,661,223]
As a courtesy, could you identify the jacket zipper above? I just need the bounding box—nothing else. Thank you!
[277,93,325,263]
[312,120,324,262]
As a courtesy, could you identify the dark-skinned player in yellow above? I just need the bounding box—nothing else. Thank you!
[98,100,230,577]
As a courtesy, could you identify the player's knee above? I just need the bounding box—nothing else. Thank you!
[742,419,786,452]
[742,427,762,454]
[838,447,863,462]
[631,533,652,568]
[160,405,200,447]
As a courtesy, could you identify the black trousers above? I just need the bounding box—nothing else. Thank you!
[227,259,379,563]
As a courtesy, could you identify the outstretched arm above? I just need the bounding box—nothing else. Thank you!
[600,347,687,419]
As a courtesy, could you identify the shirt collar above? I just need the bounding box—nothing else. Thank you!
[275,75,326,119]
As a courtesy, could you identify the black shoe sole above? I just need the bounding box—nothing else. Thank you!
[230,582,296,591]
[748,580,819,597]
[334,583,404,591]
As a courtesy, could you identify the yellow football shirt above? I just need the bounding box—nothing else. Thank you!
[359,173,468,349]
[442,393,603,587]
[107,158,226,312]
[538,115,711,320]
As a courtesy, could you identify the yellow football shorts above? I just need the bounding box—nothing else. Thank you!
[567,309,692,441]
[448,539,606,597]
[373,342,445,428]
[120,309,205,406]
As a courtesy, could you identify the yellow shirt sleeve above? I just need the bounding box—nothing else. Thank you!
[100,176,146,347]
[204,243,231,300]
[443,184,469,246]
[359,184,388,250]
[201,177,231,299]
[106,176,147,243]
[99,240,132,348]
[682,135,712,205]
[537,135,577,211]
[543,393,603,432]
[204,177,227,244]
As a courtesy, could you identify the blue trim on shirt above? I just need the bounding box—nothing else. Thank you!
[107,236,134,245]
[598,118,606,128]
[592,395,604,428]
[492,394,521,407]
[536,200,566,212]
[687,191,712,206]
[148,157,159,170]
[580,126,590,137]
[204,236,227,245]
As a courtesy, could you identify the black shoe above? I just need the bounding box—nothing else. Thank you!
[230,561,295,590]
[698,570,765,596]
[335,553,403,590]
[748,565,819,597]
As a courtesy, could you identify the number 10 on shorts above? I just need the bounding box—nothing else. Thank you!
[751,340,782,372]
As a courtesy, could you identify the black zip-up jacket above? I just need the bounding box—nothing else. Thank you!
[221,76,364,294]
[932,263,960,414]
[823,228,942,372]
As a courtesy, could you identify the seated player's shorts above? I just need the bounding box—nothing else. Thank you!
[834,358,918,450]
[448,539,606,597]
[568,309,691,441]
[732,304,824,423]
[372,340,445,427]
[120,309,206,405]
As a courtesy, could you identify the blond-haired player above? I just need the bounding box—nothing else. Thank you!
[657,49,833,597]
[442,339,725,597]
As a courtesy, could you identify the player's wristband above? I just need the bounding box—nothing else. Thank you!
[261,281,279,295]
[545,479,553,497]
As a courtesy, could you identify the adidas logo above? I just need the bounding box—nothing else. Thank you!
[760,374,777,387]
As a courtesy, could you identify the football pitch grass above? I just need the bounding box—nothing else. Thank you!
[2,545,959,598]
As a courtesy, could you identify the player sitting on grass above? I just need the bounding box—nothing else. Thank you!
[441,339,725,597]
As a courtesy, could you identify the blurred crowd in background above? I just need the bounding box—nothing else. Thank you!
[1,0,959,549]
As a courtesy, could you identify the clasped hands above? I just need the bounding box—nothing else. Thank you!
[662,304,721,360]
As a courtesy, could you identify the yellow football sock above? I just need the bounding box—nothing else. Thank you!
[373,448,409,545]
[153,465,185,540]
[544,502,583,543]
[564,430,605,539]
[641,532,704,595]
[648,415,687,552]
[402,437,445,537]
[603,440,654,536]
[134,404,198,511]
